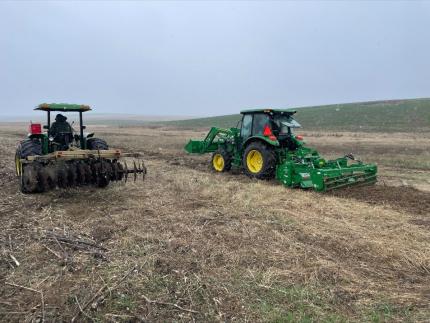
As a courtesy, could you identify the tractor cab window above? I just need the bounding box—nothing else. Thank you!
[241,114,253,139]
[272,115,301,135]
[252,113,270,135]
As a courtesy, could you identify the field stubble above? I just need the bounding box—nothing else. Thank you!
[0,125,429,322]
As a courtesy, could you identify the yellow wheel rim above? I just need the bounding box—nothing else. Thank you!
[213,153,225,171]
[15,154,21,176]
[246,149,263,173]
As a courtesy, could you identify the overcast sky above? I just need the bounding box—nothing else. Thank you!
[1,1,429,117]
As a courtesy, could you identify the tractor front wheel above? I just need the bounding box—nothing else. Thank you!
[211,148,232,172]
[243,142,276,179]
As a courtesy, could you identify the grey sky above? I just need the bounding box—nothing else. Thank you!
[1,1,429,117]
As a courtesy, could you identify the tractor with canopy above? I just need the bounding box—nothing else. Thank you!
[15,103,146,193]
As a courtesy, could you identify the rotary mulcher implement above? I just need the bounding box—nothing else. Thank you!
[15,103,146,193]
[184,108,377,192]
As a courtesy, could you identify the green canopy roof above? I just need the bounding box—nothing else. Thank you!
[240,108,296,115]
[35,103,92,112]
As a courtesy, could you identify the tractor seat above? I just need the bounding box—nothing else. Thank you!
[53,132,74,150]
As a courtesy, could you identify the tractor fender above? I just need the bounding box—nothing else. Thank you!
[243,135,279,148]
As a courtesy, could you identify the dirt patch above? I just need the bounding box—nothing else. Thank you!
[329,185,430,216]
[409,219,430,229]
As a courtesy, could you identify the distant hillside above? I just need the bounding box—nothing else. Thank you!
[157,98,430,132]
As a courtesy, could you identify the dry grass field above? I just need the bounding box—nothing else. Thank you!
[0,124,429,322]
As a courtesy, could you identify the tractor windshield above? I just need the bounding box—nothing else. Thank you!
[272,115,301,134]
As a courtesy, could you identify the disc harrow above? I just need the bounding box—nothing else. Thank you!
[16,149,146,193]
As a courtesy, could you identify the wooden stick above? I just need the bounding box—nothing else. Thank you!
[71,265,136,322]
[9,254,20,267]
[141,294,199,314]
[74,295,95,322]
[5,282,39,293]
[42,244,62,259]
[5,282,45,322]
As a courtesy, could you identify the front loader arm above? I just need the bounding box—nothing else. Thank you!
[184,127,238,154]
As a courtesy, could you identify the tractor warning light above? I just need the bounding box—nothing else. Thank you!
[296,135,304,141]
[29,123,42,135]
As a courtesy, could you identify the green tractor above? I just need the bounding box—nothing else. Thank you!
[185,109,377,191]
[15,103,146,193]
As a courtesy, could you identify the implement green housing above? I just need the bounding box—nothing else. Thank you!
[185,109,377,192]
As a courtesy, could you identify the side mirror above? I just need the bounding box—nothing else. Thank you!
[81,126,86,130]
[43,125,49,130]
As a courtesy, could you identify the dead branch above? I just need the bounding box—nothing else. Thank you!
[71,265,136,323]
[74,295,95,322]
[5,281,39,293]
[9,254,20,267]
[45,232,108,251]
[5,282,45,322]
[42,244,62,259]
[141,294,199,314]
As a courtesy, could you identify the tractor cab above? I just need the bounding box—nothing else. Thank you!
[239,109,302,150]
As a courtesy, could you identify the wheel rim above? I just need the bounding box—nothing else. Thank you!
[15,154,21,176]
[246,149,263,173]
[213,153,225,171]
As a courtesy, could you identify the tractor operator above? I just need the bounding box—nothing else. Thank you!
[49,114,73,148]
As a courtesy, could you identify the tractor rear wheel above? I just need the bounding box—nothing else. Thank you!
[16,139,42,193]
[211,148,232,172]
[87,138,109,150]
[243,141,276,179]
[15,139,42,176]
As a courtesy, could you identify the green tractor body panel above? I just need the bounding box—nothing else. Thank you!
[184,108,378,192]
[243,135,280,147]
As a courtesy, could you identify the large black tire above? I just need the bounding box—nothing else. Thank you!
[87,138,109,150]
[15,139,42,176]
[211,148,232,172]
[16,139,42,193]
[243,141,276,179]
[17,139,42,158]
